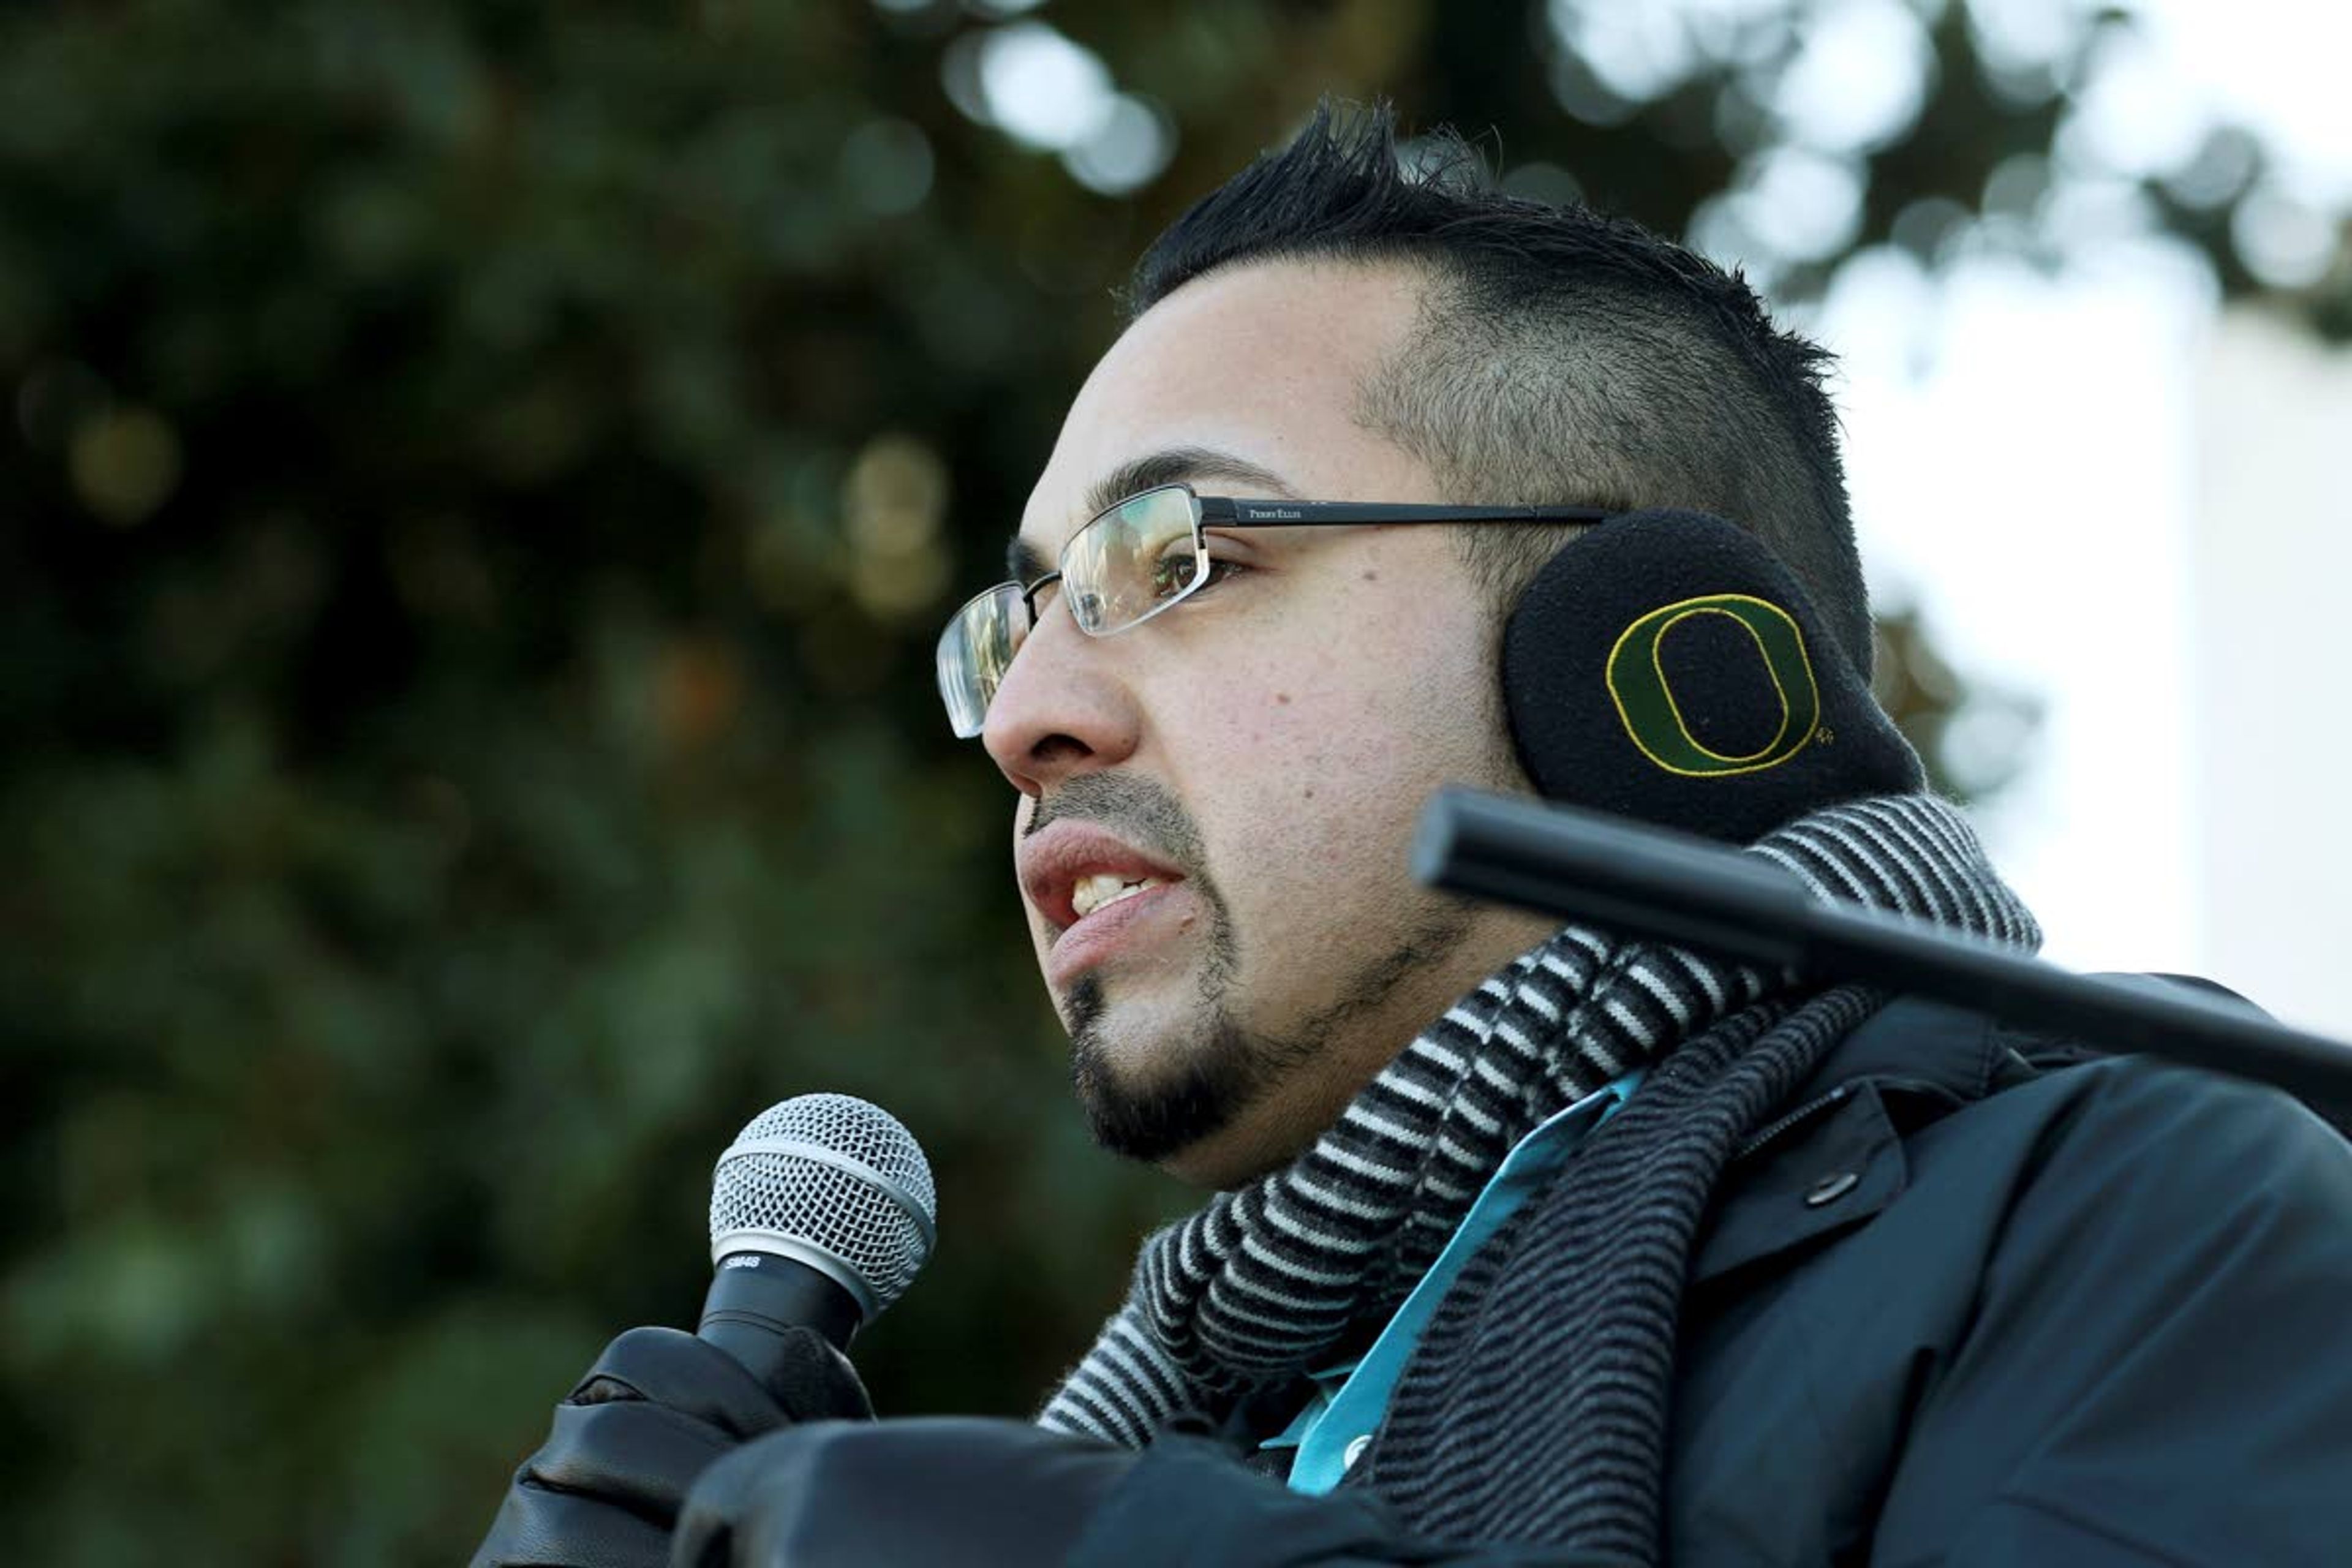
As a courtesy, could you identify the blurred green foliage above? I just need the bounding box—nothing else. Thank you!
[2,2,2339,1562]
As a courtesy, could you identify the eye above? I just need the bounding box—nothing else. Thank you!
[1146,547,1194,602]
[1195,555,1246,590]
[1139,541,1248,609]
[1155,553,1246,601]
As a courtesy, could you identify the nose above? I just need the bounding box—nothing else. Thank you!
[980,601,1142,798]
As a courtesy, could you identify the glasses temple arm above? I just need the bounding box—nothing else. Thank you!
[1196,497,1614,527]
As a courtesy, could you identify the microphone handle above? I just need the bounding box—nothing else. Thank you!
[699,1250,864,1382]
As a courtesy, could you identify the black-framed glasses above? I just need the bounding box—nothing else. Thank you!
[935,482,1612,737]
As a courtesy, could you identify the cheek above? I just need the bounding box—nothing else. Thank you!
[1191,632,1496,910]
[1255,594,1498,778]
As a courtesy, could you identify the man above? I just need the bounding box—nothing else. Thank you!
[477,105,2352,1567]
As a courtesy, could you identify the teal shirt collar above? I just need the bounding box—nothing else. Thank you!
[1262,1070,1645,1493]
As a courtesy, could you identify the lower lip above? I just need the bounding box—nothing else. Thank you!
[1047,883,1189,987]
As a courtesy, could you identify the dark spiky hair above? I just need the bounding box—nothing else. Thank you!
[1125,102,1872,673]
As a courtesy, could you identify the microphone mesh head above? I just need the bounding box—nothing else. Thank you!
[709,1093,937,1318]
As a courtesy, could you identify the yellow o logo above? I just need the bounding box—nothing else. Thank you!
[1604,595,1820,777]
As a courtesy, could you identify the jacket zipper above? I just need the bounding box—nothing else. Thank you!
[1734,1084,1851,1163]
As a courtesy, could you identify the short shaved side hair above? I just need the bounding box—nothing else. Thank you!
[1123,102,1872,676]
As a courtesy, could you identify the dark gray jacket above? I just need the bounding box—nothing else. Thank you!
[678,992,2352,1566]
[1658,990,2352,1564]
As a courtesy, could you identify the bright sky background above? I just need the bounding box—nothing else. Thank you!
[1818,0,2351,1030]
[1827,236,2204,967]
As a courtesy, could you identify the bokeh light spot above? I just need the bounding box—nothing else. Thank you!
[1773,0,1932,154]
[974,23,1114,152]
[1738,145,1865,262]
[69,407,183,527]
[1063,95,1174,196]
[2233,187,2342,290]
[2061,23,2204,181]
[1548,0,1698,105]
[657,636,747,752]
[2162,125,2261,213]
[843,434,951,620]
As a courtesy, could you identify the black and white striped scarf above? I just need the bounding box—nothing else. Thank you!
[1039,792,2038,1555]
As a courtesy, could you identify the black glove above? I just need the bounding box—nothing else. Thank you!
[471,1325,874,1568]
[668,1421,1615,1568]
[668,1417,1133,1568]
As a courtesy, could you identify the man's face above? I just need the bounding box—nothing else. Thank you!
[984,258,1556,1188]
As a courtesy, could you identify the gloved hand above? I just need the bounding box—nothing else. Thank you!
[668,1417,1134,1568]
[666,1422,1603,1568]
[471,1325,874,1568]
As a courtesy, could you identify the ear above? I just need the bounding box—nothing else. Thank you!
[1501,509,1923,844]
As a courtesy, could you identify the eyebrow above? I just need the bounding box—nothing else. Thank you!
[1004,445,1302,584]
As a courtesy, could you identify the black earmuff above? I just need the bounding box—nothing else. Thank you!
[1501,509,1923,845]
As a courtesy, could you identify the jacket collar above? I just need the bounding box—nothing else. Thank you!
[1689,995,2010,1287]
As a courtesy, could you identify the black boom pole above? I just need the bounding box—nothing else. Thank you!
[1413,786,2352,1121]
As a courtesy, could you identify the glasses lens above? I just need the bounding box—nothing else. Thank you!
[1063,486,1202,635]
[937,582,1028,737]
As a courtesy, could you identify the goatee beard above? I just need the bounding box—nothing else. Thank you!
[1029,767,1493,1175]
[1067,903,1482,1172]
[1067,972,1308,1164]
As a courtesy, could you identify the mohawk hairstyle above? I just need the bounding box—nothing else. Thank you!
[1125,101,1872,674]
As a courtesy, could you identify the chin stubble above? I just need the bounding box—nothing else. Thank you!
[1069,899,1482,1167]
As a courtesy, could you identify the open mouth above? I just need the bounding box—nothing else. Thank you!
[1019,820,1188,934]
[1018,820,1195,987]
[1070,872,1172,920]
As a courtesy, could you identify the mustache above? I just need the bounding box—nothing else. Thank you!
[1025,772,1207,878]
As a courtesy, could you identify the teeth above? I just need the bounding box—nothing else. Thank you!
[1071,872,1166,919]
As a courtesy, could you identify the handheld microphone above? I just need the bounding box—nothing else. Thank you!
[698,1093,938,1386]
